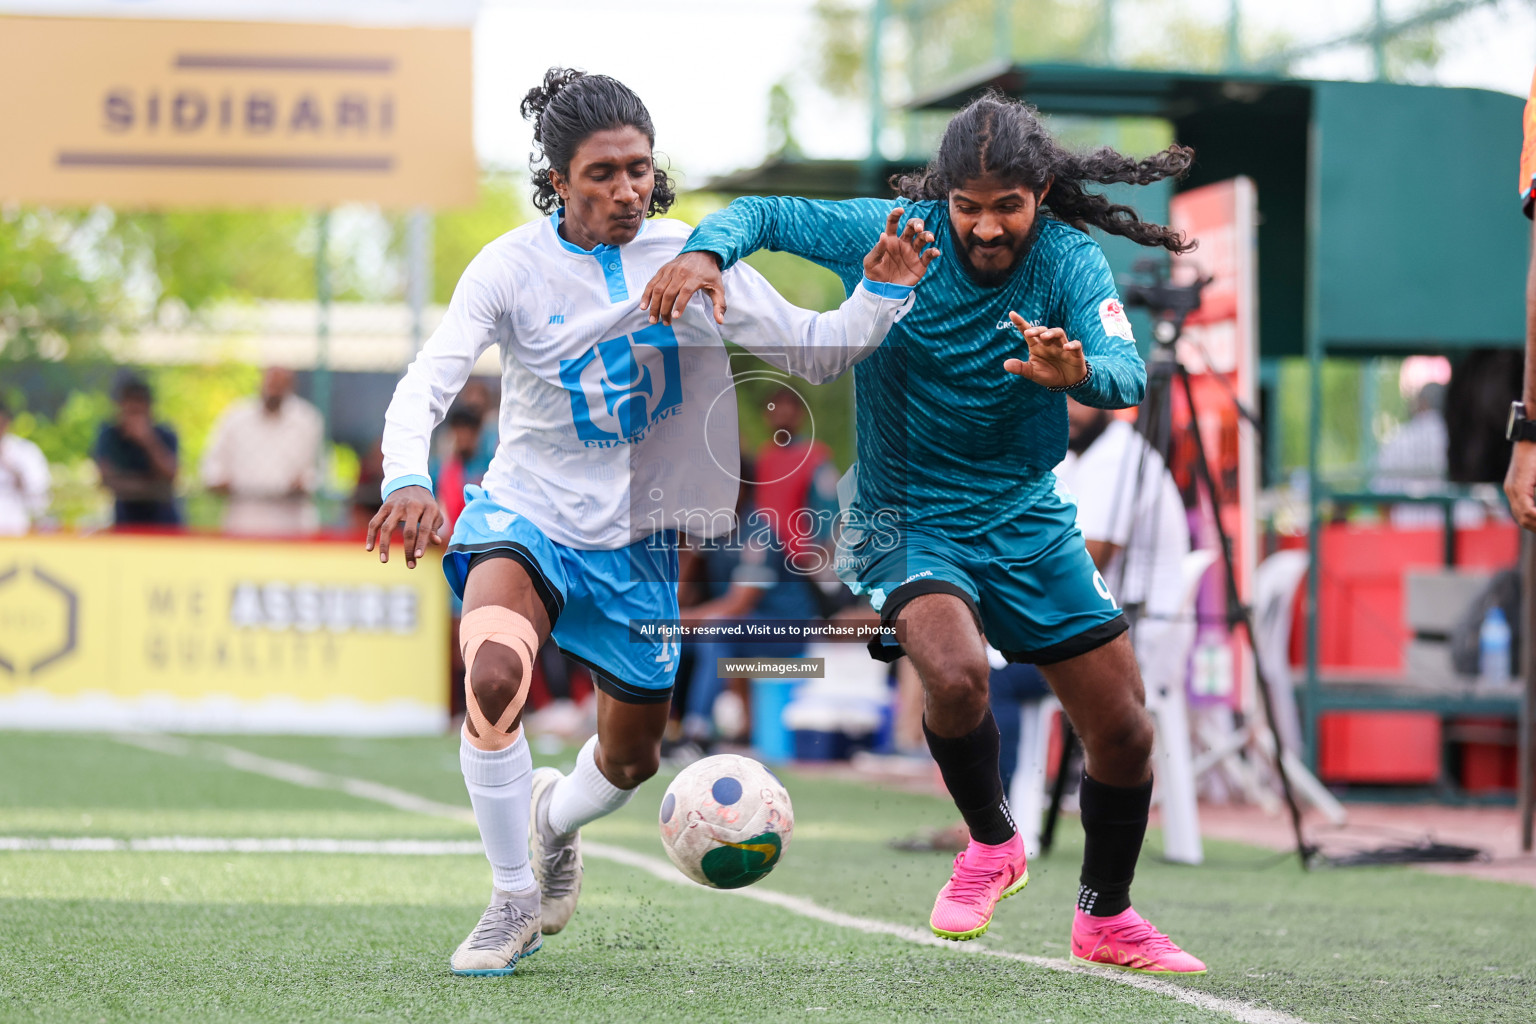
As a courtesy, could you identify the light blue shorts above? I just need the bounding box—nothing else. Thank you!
[445,489,680,704]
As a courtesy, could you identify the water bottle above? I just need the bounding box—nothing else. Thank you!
[1479,605,1512,687]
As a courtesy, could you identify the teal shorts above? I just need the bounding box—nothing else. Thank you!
[837,480,1126,665]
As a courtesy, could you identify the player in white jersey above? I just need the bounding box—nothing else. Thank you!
[365,68,937,977]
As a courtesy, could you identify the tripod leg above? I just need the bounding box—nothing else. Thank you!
[1040,713,1077,855]
[1174,360,1314,868]
[1250,728,1348,824]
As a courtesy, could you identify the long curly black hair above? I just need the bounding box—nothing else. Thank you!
[892,92,1195,253]
[520,67,676,217]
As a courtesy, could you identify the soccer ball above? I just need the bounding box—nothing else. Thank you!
[658,753,794,889]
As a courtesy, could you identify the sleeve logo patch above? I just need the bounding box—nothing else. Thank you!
[1099,298,1135,341]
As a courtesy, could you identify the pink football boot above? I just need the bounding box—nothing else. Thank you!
[928,833,1029,940]
[1070,906,1207,974]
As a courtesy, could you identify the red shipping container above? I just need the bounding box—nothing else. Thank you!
[1318,712,1441,784]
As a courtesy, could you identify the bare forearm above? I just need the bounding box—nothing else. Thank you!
[1085,538,1120,572]
[134,434,178,480]
[145,445,178,481]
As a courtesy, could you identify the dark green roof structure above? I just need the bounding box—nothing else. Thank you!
[712,63,1528,360]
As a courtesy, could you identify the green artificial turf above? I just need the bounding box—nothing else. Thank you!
[2,731,1532,1024]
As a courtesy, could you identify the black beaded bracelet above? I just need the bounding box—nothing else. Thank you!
[1045,358,1093,393]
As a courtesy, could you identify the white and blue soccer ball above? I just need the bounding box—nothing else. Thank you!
[658,753,794,889]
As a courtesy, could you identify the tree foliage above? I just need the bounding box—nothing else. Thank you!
[422,172,532,306]
[767,80,804,160]
[110,208,317,310]
[0,206,125,362]
[813,0,868,99]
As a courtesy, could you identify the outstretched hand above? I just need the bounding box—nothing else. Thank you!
[364,484,445,570]
[862,207,940,287]
[642,251,726,326]
[1002,312,1088,389]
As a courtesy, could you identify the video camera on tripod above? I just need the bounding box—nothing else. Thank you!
[1119,258,1215,346]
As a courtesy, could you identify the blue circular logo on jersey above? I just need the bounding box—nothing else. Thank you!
[660,792,676,823]
[711,776,743,806]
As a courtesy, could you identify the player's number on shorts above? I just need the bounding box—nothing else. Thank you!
[654,640,679,670]
[1092,570,1119,609]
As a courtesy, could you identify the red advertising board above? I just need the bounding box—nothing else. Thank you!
[1168,178,1259,708]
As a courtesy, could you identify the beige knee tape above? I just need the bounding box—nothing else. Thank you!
[461,606,540,751]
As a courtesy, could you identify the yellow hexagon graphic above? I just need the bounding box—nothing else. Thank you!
[0,564,78,685]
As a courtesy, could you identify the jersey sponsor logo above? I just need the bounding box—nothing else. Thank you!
[558,323,683,447]
[1099,297,1134,341]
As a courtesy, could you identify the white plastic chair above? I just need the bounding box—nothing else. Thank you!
[1009,549,1215,864]
[1248,549,1310,754]
[1189,549,1346,825]
[1141,548,1218,866]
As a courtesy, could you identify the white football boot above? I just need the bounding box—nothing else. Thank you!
[449,885,542,977]
[529,766,583,934]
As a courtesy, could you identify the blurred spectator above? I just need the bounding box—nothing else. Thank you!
[94,377,180,528]
[350,439,385,536]
[449,377,498,481]
[1055,398,1190,659]
[1373,382,1449,527]
[1376,382,1449,483]
[201,367,323,536]
[753,386,840,569]
[681,471,827,747]
[433,405,488,536]
[0,399,50,534]
[439,405,491,718]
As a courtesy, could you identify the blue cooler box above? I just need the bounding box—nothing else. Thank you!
[749,678,802,762]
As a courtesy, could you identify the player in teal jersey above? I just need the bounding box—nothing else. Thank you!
[642,94,1208,974]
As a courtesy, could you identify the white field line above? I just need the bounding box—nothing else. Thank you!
[107,733,1313,1024]
[0,836,484,855]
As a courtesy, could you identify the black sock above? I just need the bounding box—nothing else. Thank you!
[923,711,1017,846]
[1077,772,1152,917]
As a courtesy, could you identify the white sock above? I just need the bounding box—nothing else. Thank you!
[547,734,635,835]
[460,731,535,893]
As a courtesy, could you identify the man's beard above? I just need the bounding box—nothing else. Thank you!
[1067,410,1113,455]
[952,218,1042,288]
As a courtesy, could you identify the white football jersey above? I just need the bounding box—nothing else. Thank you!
[381,212,913,550]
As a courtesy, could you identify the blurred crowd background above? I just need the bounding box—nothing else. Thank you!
[0,186,1505,539]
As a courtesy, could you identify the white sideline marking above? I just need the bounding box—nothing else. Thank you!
[0,836,484,855]
[112,732,474,823]
[586,841,1310,1024]
[109,733,1312,1024]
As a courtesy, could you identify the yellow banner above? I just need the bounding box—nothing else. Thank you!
[0,16,475,208]
[0,535,448,732]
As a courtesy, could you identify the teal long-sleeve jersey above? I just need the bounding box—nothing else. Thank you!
[681,196,1147,536]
